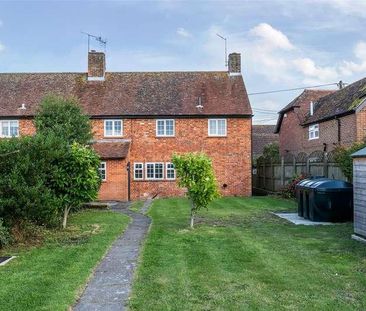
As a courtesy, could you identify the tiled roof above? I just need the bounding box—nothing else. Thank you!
[303,77,366,125]
[0,72,252,117]
[92,141,130,159]
[275,89,335,133]
[252,125,279,158]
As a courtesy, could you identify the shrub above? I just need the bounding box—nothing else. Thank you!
[0,218,11,248]
[49,142,101,228]
[172,153,220,228]
[334,142,366,181]
[35,95,93,145]
[281,173,309,199]
[0,134,65,226]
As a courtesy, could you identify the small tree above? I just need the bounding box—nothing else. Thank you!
[262,142,280,162]
[35,95,93,145]
[50,143,101,228]
[172,153,220,228]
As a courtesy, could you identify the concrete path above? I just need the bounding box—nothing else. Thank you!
[73,201,152,311]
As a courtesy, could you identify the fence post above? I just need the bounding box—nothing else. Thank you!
[293,156,297,177]
[263,161,266,190]
[323,152,328,178]
[281,156,285,187]
[271,160,275,191]
[306,158,310,175]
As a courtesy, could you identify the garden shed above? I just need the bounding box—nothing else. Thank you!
[352,147,366,243]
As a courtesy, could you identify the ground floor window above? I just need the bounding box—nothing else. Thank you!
[166,162,175,180]
[99,162,106,181]
[0,120,19,138]
[146,162,164,180]
[133,161,175,181]
[134,163,144,180]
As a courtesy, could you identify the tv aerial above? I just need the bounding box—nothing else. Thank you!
[82,32,107,52]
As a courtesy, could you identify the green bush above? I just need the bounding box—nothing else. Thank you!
[334,142,366,181]
[172,153,220,228]
[281,173,309,199]
[0,218,11,248]
[35,95,93,145]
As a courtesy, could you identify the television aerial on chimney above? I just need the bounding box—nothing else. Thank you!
[81,31,107,53]
[216,33,228,67]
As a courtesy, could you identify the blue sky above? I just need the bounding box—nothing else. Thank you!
[1,0,366,124]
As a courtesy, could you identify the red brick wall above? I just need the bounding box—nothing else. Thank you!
[14,117,252,201]
[356,105,366,142]
[98,159,128,201]
[92,118,252,200]
[280,111,357,156]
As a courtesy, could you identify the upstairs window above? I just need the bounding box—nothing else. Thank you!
[104,120,123,137]
[146,162,164,180]
[134,163,144,180]
[156,119,175,137]
[309,124,319,140]
[99,162,107,181]
[208,119,227,136]
[0,120,19,138]
[166,163,176,180]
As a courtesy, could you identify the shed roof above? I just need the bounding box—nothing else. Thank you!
[352,147,366,158]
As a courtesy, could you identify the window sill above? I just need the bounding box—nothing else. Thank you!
[133,179,176,182]
[308,137,319,141]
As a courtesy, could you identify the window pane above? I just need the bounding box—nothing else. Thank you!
[105,121,113,136]
[155,163,163,179]
[209,120,217,135]
[166,163,175,179]
[217,120,226,135]
[114,121,122,136]
[134,163,143,179]
[99,163,106,181]
[10,121,18,137]
[2,121,9,137]
[157,120,165,135]
[166,120,174,136]
[146,164,154,179]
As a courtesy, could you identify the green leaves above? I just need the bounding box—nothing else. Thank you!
[34,95,93,145]
[172,153,220,212]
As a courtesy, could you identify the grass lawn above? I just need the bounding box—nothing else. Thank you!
[0,209,129,311]
[130,196,366,311]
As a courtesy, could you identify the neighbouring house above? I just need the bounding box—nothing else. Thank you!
[0,51,252,201]
[275,89,335,156]
[252,125,278,159]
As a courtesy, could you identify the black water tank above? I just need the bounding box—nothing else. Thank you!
[296,178,353,222]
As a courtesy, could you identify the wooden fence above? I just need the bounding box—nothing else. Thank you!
[253,150,347,193]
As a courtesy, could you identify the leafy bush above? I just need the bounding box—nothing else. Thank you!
[281,173,309,199]
[334,142,366,181]
[0,218,11,248]
[262,142,280,162]
[35,95,93,145]
[0,134,65,226]
[49,142,101,228]
[172,153,220,228]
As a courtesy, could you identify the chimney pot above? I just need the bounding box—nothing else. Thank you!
[228,53,241,74]
[88,51,106,80]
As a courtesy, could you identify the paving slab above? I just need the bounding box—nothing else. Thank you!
[273,212,334,225]
[73,202,151,311]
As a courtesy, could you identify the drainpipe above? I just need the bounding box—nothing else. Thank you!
[126,161,131,201]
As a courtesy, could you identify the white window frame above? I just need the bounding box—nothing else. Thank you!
[166,162,176,180]
[208,119,227,137]
[145,162,164,180]
[156,119,175,137]
[0,120,19,138]
[134,163,144,180]
[99,161,107,181]
[308,124,319,140]
[104,119,123,137]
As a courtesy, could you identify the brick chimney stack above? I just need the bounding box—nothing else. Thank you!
[88,50,105,80]
[228,53,241,75]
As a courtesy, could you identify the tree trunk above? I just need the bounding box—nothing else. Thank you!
[190,201,195,228]
[62,206,70,229]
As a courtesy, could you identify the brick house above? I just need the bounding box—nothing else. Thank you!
[252,125,278,159]
[0,51,252,201]
[275,89,337,155]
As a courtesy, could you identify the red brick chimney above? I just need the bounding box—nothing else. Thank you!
[228,53,241,75]
[88,50,105,80]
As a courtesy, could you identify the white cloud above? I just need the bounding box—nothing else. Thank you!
[176,27,192,38]
[292,57,338,81]
[249,23,294,50]
[323,0,366,17]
